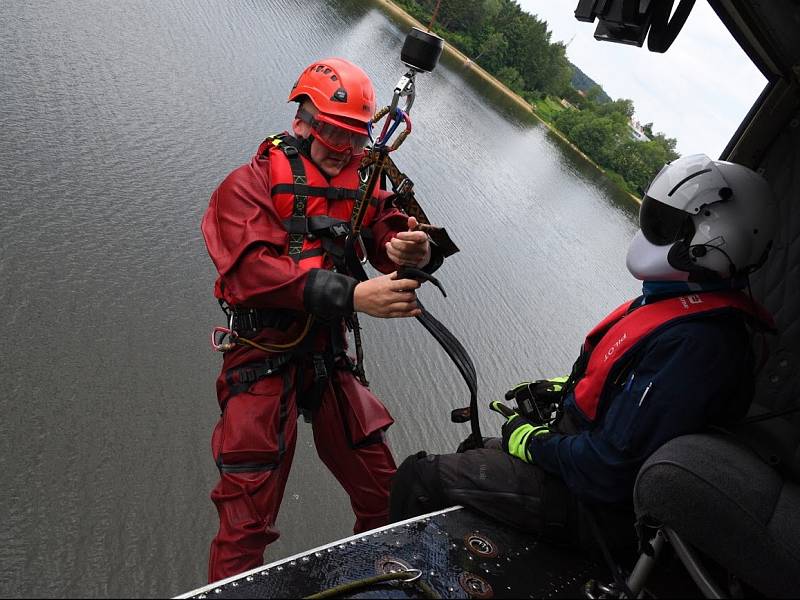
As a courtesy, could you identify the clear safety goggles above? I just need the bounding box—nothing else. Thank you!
[640,195,696,246]
[297,109,370,156]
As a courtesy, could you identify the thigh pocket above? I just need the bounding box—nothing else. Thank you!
[218,375,290,468]
[334,370,394,446]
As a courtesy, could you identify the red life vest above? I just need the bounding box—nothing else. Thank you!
[263,135,380,271]
[572,290,774,421]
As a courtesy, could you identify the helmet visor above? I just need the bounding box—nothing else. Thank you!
[640,195,696,246]
[298,109,370,156]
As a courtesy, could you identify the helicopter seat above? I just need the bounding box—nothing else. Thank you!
[633,431,800,597]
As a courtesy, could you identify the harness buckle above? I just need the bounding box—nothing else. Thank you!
[289,215,308,234]
[331,222,350,237]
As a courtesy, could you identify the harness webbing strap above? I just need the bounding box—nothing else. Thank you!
[281,216,375,241]
[336,155,380,383]
[270,183,359,201]
[224,353,295,397]
[349,152,382,237]
[299,247,325,260]
[279,143,309,262]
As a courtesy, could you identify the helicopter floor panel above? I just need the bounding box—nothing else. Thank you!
[178,506,610,599]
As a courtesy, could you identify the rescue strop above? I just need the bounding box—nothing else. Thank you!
[343,100,482,449]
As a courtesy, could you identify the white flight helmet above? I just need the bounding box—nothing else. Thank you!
[626,154,777,281]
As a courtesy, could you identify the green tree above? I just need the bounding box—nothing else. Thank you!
[651,131,679,157]
[540,41,572,96]
[474,30,507,62]
[561,83,585,107]
[497,66,526,93]
[584,84,603,105]
[594,98,635,122]
[436,0,485,32]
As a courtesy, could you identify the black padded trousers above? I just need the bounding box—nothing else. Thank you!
[389,439,636,553]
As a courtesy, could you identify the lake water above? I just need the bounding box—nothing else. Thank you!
[0,0,640,596]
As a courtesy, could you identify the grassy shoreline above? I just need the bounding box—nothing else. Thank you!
[374,0,642,204]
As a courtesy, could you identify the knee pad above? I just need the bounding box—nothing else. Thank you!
[389,451,448,522]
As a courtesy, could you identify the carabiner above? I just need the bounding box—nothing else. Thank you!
[375,107,412,151]
[211,326,236,352]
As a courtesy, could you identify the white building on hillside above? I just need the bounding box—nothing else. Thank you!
[629,118,651,142]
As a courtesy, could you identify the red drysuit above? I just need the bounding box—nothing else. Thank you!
[201,136,410,582]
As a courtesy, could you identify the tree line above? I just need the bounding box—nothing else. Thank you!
[394,0,679,195]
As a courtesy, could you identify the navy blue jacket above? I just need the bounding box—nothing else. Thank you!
[528,310,755,505]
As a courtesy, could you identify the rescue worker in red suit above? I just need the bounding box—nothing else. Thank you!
[390,155,778,551]
[201,58,444,582]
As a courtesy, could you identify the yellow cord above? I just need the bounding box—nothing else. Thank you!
[234,314,314,353]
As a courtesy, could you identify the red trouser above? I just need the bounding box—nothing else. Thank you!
[207,362,397,583]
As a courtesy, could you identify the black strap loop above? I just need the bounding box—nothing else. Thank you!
[225,354,294,397]
[412,297,481,449]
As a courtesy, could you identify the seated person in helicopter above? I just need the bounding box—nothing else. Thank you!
[389,154,778,548]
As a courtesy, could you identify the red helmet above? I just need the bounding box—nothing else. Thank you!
[288,58,376,134]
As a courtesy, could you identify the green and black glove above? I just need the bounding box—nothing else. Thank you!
[504,376,569,424]
[489,400,550,464]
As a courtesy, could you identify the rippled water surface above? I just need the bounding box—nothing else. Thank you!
[0,1,640,596]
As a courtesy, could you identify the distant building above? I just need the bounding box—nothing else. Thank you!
[629,118,650,142]
[560,98,578,110]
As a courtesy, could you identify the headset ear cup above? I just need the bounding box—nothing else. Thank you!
[667,240,693,271]
[668,240,719,281]
[690,246,707,257]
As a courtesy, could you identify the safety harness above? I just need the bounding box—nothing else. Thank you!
[215,134,378,417]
